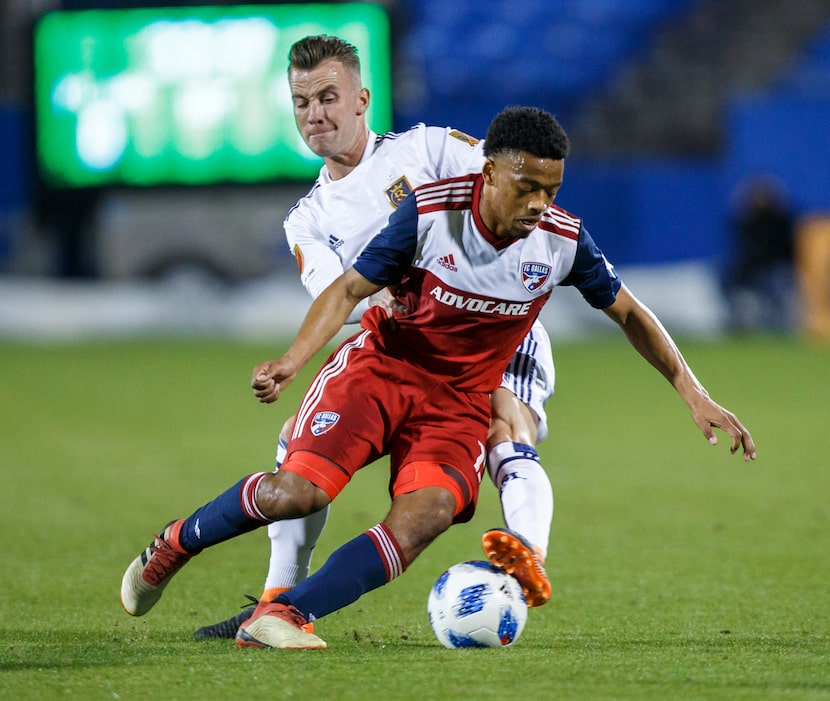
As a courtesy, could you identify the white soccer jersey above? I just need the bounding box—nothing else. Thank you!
[354,174,621,393]
[284,124,483,323]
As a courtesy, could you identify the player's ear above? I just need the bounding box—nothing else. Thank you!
[356,87,370,115]
[482,157,496,185]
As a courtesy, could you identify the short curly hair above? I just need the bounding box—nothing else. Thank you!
[483,106,570,161]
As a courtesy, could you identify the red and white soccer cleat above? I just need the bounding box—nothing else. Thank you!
[236,600,326,650]
[120,519,193,616]
[193,588,314,639]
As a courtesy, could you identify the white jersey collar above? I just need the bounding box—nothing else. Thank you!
[318,129,378,184]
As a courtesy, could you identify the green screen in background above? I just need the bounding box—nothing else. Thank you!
[33,3,392,187]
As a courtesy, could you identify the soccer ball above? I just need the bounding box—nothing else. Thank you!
[427,560,528,648]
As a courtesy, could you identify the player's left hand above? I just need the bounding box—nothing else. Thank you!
[689,397,757,461]
[368,287,410,319]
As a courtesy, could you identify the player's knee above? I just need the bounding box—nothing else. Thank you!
[256,470,330,520]
[278,414,297,443]
[385,487,455,561]
[421,491,455,537]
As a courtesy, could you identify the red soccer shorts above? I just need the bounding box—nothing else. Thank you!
[281,330,489,522]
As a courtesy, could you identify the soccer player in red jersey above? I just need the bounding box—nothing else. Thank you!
[195,36,557,641]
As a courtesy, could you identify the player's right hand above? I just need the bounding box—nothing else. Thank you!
[251,358,297,404]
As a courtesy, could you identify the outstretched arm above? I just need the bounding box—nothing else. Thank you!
[251,268,382,403]
[603,283,756,461]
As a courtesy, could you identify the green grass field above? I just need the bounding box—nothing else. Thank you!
[1,335,828,700]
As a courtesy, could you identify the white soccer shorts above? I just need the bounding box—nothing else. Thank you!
[499,319,554,443]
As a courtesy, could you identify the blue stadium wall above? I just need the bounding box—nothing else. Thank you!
[0,104,30,264]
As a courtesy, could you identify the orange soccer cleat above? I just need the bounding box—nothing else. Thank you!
[481,528,551,607]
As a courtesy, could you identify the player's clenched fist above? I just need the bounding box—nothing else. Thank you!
[251,358,298,404]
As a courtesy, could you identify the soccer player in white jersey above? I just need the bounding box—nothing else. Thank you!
[192,35,556,639]
[120,105,755,650]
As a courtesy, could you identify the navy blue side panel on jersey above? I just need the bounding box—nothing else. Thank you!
[561,225,622,309]
[353,194,420,286]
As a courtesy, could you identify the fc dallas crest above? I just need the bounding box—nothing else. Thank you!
[521,262,551,292]
[311,411,340,436]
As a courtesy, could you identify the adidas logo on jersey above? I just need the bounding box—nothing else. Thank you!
[437,254,458,272]
[328,235,344,250]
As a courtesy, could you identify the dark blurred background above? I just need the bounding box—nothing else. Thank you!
[2,0,829,340]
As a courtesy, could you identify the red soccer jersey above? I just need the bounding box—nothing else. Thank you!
[355,174,618,392]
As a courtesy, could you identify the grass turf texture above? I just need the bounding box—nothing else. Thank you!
[1,336,827,700]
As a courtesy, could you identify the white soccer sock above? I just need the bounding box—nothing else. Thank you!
[275,434,289,470]
[264,506,330,589]
[487,441,553,558]
[263,435,330,590]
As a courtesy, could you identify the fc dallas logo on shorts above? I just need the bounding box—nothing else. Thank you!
[311,411,340,436]
[521,262,551,292]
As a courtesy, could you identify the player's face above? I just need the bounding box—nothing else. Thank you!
[480,151,564,239]
[289,59,370,163]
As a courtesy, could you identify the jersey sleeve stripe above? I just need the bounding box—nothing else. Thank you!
[547,206,581,230]
[415,177,476,214]
[540,206,581,240]
[538,219,579,240]
[418,200,472,214]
